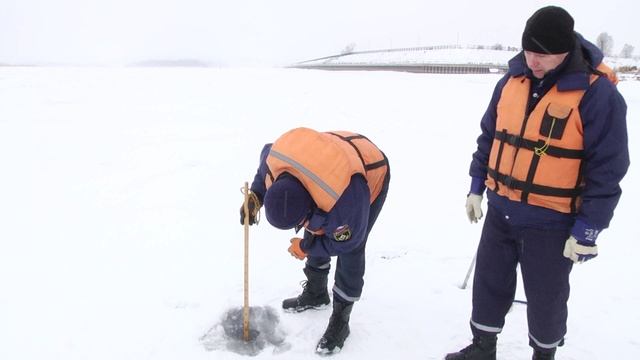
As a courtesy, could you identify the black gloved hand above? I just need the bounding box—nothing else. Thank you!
[240,191,261,225]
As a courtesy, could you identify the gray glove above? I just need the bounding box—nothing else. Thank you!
[465,193,483,223]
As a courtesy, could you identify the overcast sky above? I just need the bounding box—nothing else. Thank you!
[0,0,637,66]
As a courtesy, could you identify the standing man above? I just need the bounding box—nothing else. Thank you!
[446,6,629,360]
[241,127,390,354]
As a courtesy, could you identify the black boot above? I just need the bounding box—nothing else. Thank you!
[532,348,556,360]
[316,297,353,355]
[445,336,497,360]
[282,267,330,312]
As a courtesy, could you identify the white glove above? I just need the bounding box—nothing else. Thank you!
[465,193,483,223]
[563,236,598,263]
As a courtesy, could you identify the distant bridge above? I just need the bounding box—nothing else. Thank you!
[291,63,507,74]
[289,45,514,74]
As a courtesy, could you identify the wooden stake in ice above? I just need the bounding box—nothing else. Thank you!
[242,182,250,341]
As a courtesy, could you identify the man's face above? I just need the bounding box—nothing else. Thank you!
[524,51,569,79]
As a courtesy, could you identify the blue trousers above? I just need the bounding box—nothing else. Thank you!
[306,168,390,303]
[471,204,573,351]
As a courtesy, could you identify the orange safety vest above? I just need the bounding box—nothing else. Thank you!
[265,127,388,212]
[486,63,616,213]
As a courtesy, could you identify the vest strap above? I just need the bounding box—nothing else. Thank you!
[365,159,387,170]
[494,131,584,159]
[487,168,582,198]
[328,132,387,172]
[570,160,585,213]
[492,129,509,192]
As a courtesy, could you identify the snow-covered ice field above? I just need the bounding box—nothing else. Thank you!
[0,66,638,359]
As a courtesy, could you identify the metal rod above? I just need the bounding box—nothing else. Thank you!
[460,253,477,290]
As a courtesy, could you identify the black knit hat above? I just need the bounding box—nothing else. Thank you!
[522,6,575,54]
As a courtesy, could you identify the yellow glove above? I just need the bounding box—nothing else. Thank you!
[288,237,307,260]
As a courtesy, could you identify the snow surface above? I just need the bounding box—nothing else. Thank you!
[0,66,638,360]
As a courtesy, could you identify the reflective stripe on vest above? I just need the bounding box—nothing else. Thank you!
[266,127,388,212]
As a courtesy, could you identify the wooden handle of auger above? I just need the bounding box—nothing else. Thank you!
[242,182,250,341]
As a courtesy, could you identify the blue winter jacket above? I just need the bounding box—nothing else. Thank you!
[469,33,629,243]
[251,144,371,257]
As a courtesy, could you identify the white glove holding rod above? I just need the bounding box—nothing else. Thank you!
[465,193,483,223]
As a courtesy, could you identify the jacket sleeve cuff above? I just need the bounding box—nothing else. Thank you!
[571,219,601,244]
[301,231,319,251]
[469,177,486,196]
